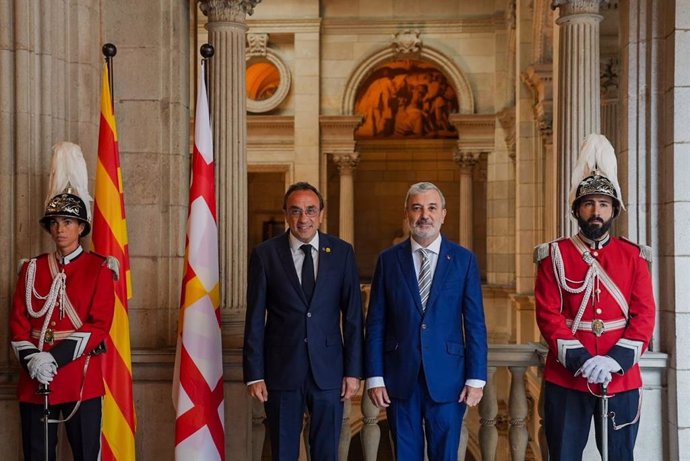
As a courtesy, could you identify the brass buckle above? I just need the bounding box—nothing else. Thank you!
[591,319,605,337]
[45,328,54,345]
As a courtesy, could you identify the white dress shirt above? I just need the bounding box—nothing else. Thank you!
[288,232,319,282]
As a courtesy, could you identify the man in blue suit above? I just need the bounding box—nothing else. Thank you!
[243,182,364,461]
[365,181,488,460]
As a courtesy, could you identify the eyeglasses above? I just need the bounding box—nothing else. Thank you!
[288,206,320,218]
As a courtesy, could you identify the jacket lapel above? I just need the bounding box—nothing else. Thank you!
[397,239,425,315]
[276,231,309,305]
[310,232,333,306]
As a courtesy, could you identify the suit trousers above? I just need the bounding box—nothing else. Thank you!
[20,397,102,461]
[544,382,641,461]
[265,369,343,461]
[387,371,465,461]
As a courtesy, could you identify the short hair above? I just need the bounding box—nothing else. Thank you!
[404,182,446,209]
[283,182,325,210]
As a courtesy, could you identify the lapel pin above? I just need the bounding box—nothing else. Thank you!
[446,255,451,260]
[324,247,331,253]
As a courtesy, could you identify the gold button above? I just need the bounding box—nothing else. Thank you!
[596,308,602,314]
[50,321,56,327]
[593,251,599,257]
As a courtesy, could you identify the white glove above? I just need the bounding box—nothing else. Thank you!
[26,352,58,384]
[34,362,57,385]
[580,355,621,384]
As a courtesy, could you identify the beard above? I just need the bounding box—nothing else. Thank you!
[410,218,441,241]
[577,215,613,240]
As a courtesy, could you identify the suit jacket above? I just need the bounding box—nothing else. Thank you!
[365,236,488,403]
[243,231,364,391]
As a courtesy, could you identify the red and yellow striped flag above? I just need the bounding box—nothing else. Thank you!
[172,60,225,460]
[93,62,137,460]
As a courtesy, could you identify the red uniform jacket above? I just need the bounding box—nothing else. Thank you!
[10,250,115,404]
[535,235,655,394]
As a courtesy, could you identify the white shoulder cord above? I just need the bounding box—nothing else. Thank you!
[24,256,91,424]
[550,242,597,334]
[24,258,66,351]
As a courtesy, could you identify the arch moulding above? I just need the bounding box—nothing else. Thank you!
[341,45,475,116]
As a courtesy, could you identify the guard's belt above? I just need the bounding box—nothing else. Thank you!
[565,318,627,337]
[30,328,75,345]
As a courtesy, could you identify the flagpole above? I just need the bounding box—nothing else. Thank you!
[97,40,137,460]
[200,43,214,116]
[102,43,117,107]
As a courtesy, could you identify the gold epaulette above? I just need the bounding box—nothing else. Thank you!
[620,237,653,262]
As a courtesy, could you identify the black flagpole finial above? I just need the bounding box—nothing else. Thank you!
[200,43,215,59]
[102,43,117,59]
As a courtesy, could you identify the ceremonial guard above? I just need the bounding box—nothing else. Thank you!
[534,134,656,461]
[10,142,116,460]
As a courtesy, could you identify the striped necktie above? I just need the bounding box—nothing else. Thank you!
[418,248,432,310]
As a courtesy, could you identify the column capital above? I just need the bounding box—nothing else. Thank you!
[552,0,606,18]
[601,56,619,99]
[198,0,261,23]
[331,152,360,174]
[453,150,481,172]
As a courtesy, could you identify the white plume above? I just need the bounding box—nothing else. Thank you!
[568,133,625,210]
[45,142,93,220]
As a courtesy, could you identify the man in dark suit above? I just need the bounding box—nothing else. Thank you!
[243,182,364,461]
[365,181,488,461]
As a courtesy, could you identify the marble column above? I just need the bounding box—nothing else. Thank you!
[453,150,480,249]
[198,0,260,346]
[331,152,360,245]
[552,0,605,235]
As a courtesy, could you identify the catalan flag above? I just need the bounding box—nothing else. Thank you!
[93,62,137,460]
[172,60,225,460]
